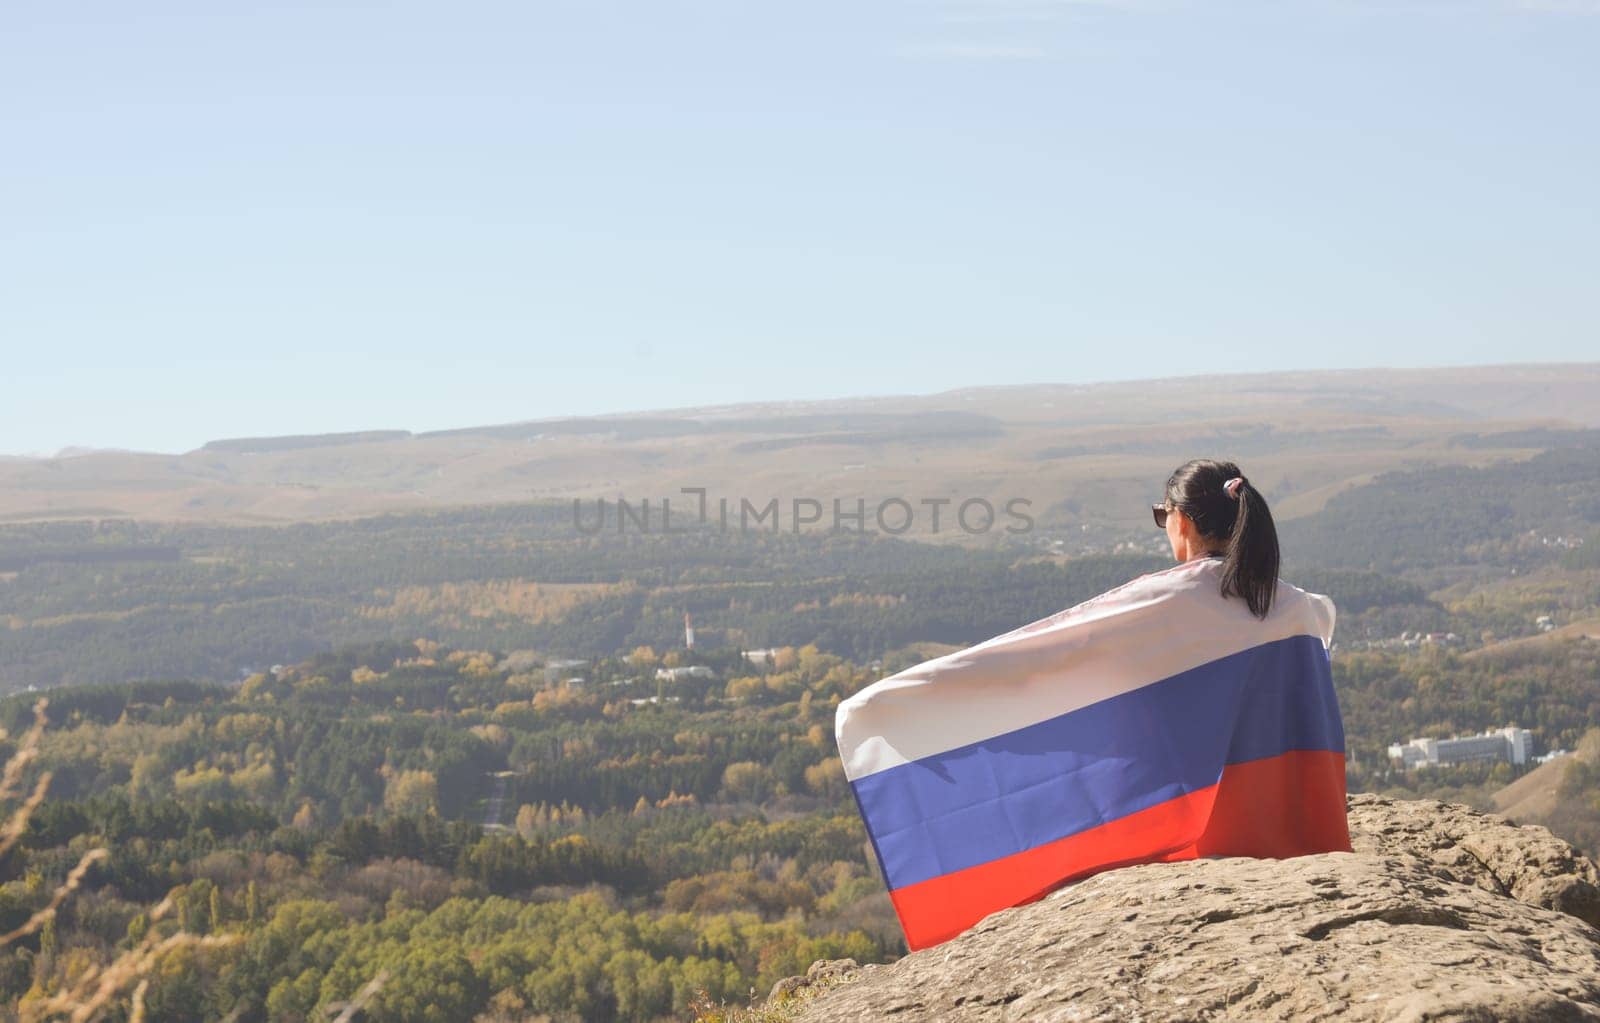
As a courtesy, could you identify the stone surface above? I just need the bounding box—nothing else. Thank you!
[1348,792,1600,930]
[792,797,1600,1022]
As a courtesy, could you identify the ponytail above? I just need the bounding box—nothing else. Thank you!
[1164,460,1281,620]
[1219,478,1279,619]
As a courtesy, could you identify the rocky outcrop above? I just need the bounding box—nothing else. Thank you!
[790,796,1600,1022]
[1347,792,1600,930]
[768,959,861,1004]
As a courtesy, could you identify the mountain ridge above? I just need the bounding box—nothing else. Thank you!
[1,363,1597,527]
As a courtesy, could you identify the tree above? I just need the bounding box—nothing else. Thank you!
[804,759,847,799]
[720,762,770,803]
[384,771,439,817]
[368,947,487,1023]
[627,646,658,670]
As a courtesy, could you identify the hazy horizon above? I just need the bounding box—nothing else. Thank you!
[5,357,1596,458]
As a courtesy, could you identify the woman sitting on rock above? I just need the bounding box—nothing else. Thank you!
[837,458,1351,950]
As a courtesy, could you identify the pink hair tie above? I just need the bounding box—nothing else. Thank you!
[1223,476,1246,499]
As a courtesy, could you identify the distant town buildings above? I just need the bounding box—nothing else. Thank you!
[1346,631,1462,653]
[1388,727,1533,770]
[630,695,681,706]
[742,648,778,666]
[544,658,588,685]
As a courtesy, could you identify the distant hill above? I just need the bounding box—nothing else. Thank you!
[1279,438,1600,581]
[1491,730,1600,847]
[1493,751,1578,823]
[202,430,411,453]
[1468,617,1600,662]
[0,363,1596,528]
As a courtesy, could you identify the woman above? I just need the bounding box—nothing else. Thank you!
[1153,458,1279,619]
[837,458,1350,951]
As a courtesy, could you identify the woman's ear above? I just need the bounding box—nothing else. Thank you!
[1171,507,1192,538]
[1171,508,1203,557]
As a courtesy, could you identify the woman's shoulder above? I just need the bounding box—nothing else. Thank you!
[1272,574,1338,644]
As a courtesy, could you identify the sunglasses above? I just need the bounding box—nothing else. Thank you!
[1152,503,1170,529]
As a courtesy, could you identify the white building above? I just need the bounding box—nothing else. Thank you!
[1388,727,1533,770]
[655,665,716,682]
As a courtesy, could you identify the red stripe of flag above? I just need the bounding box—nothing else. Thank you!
[887,749,1349,950]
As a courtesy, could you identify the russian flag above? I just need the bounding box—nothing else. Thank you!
[835,557,1351,951]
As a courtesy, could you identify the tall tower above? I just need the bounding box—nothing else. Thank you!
[684,612,695,650]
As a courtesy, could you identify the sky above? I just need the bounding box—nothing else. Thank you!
[3,0,1597,455]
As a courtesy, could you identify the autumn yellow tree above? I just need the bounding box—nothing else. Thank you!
[383,770,438,816]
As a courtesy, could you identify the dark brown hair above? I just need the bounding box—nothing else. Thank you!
[1164,459,1280,619]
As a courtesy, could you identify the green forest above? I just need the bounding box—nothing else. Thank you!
[1,643,898,1021]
